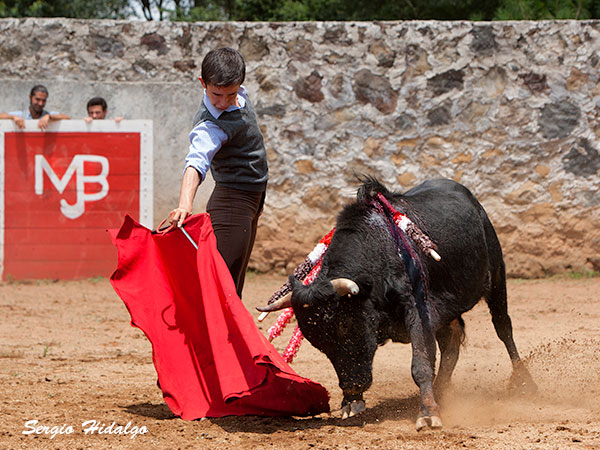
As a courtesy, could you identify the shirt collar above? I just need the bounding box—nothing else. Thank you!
[203,85,247,119]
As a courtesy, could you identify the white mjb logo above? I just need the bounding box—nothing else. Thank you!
[35,154,110,220]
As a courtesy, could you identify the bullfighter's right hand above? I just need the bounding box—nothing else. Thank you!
[168,207,192,228]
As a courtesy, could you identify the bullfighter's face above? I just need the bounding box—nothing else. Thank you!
[199,79,241,111]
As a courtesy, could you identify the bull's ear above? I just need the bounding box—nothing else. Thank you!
[289,275,319,309]
[353,274,373,298]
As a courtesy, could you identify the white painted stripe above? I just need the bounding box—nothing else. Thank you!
[139,120,154,228]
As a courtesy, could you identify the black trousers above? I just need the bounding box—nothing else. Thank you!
[206,185,265,299]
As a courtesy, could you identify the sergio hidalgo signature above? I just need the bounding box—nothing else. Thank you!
[23,419,148,439]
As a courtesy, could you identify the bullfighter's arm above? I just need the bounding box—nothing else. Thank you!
[169,166,201,228]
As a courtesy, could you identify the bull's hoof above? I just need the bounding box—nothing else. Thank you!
[415,415,443,431]
[341,400,366,419]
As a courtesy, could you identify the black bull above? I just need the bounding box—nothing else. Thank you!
[259,178,536,430]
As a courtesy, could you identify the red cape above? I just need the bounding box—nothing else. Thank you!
[109,214,329,419]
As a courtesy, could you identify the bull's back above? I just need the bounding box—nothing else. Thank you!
[402,179,488,237]
[401,179,499,307]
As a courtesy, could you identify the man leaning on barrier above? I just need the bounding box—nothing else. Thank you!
[0,84,70,130]
[84,96,123,123]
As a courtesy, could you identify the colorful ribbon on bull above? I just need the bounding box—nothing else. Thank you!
[374,193,441,262]
[266,228,335,363]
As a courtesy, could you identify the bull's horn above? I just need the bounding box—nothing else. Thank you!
[256,292,292,314]
[331,278,359,297]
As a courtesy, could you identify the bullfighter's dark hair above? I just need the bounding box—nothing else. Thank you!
[201,48,246,87]
[87,97,107,112]
[30,85,48,97]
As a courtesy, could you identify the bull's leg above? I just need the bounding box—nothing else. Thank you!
[434,317,465,395]
[409,318,442,431]
[485,267,537,394]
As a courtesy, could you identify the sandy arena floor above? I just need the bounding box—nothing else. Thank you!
[1,273,599,449]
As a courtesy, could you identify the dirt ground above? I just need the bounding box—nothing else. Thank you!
[1,273,599,450]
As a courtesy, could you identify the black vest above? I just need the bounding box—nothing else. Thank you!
[192,97,268,192]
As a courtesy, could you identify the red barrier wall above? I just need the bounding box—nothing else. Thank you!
[0,121,153,281]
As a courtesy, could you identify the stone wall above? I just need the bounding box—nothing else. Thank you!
[1,18,598,278]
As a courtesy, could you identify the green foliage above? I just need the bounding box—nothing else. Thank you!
[0,0,132,19]
[171,0,231,20]
[1,0,598,20]
[274,1,312,21]
[169,0,502,21]
[563,269,600,279]
[493,0,594,20]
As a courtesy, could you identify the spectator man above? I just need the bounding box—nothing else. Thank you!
[84,97,122,123]
[0,85,70,130]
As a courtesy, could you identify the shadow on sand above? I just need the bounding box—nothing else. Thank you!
[123,394,421,433]
[123,402,177,420]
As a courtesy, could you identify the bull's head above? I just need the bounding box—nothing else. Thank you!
[256,278,359,313]
[260,275,377,416]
